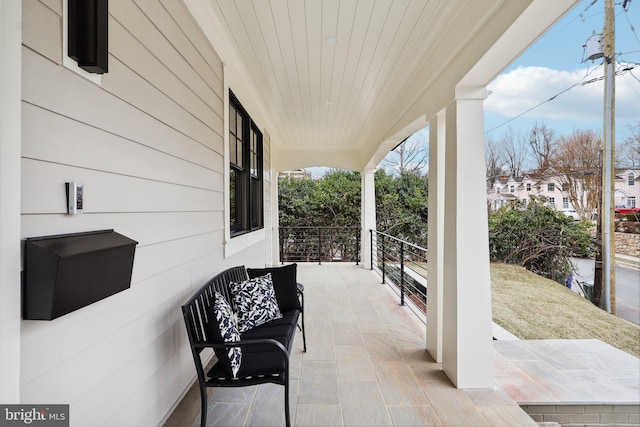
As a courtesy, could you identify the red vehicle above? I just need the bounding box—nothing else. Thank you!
[614,205,640,214]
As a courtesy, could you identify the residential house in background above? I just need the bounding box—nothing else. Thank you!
[488,168,640,215]
[278,169,312,180]
[488,174,525,210]
[615,169,640,208]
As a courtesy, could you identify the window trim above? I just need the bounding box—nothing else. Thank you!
[225,228,266,258]
[628,172,635,186]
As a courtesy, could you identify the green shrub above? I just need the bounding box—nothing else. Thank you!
[615,212,640,234]
[615,219,640,234]
[488,198,594,282]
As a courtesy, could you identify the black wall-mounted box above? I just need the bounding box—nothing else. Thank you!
[24,230,137,320]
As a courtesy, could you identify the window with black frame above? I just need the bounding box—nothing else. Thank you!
[229,92,263,236]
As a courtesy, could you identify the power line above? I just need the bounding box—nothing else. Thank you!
[622,6,640,45]
[485,63,637,135]
[485,65,600,134]
[523,0,602,59]
[580,0,602,21]
[486,0,638,137]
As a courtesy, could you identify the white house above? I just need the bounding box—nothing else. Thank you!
[0,1,579,425]
[488,169,640,215]
[615,169,640,208]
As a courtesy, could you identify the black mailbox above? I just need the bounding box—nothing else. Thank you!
[24,230,137,320]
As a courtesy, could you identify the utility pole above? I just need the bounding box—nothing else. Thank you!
[593,150,603,308]
[601,0,616,314]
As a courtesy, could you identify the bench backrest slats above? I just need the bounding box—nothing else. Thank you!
[181,266,248,348]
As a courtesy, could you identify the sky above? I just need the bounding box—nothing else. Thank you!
[307,0,640,177]
[484,0,639,143]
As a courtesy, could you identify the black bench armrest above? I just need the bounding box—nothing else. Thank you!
[194,337,289,357]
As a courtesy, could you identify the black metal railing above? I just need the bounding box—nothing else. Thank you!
[371,230,428,315]
[279,226,360,264]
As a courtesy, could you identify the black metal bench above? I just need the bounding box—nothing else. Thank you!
[181,265,306,427]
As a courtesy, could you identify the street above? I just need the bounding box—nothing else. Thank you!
[570,257,640,325]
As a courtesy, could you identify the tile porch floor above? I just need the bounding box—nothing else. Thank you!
[165,263,639,426]
[494,339,639,405]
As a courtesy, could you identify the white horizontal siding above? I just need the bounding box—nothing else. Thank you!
[21,159,222,214]
[108,15,221,136]
[159,0,224,83]
[20,0,272,425]
[22,48,223,167]
[139,0,224,95]
[20,248,228,389]
[110,1,224,122]
[21,265,191,387]
[22,0,61,64]
[102,56,220,152]
[22,103,221,189]
[22,211,223,249]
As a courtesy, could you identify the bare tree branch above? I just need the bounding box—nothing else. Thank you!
[618,120,640,168]
[383,138,429,176]
[551,129,601,219]
[486,137,505,186]
[528,121,556,171]
[501,127,528,177]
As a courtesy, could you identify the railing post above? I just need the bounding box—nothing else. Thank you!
[279,228,283,263]
[370,229,373,270]
[381,233,385,284]
[356,227,360,265]
[317,227,322,265]
[400,241,405,306]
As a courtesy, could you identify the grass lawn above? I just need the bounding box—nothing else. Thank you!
[491,263,640,358]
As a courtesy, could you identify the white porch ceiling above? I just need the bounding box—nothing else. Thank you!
[188,0,579,171]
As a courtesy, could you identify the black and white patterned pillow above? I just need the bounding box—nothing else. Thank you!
[229,274,283,333]
[247,263,299,311]
[210,292,242,378]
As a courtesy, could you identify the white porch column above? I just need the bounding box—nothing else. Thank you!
[361,169,376,268]
[271,172,280,265]
[442,86,493,388]
[0,0,22,403]
[426,111,445,363]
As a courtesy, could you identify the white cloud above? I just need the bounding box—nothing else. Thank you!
[485,65,640,124]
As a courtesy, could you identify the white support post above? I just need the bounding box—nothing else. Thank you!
[361,169,376,268]
[426,111,445,363]
[0,0,23,403]
[271,174,280,265]
[441,86,493,388]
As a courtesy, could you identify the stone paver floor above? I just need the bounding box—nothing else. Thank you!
[166,263,639,426]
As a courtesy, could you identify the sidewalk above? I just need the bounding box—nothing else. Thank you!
[617,253,640,270]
